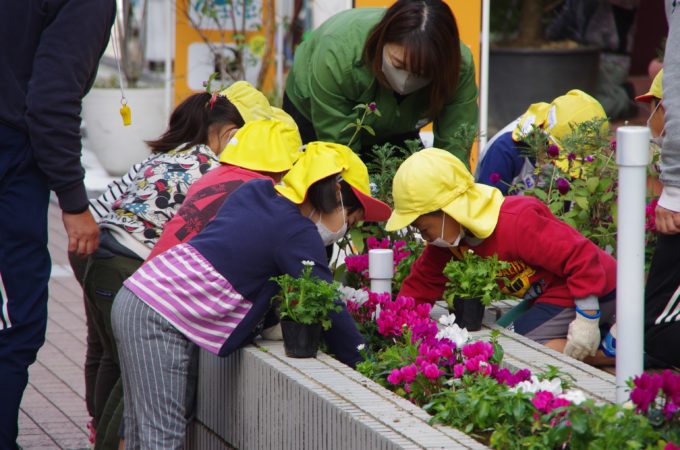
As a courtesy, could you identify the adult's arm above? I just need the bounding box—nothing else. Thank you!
[25,0,116,214]
[657,3,680,233]
[398,245,452,304]
[433,45,480,165]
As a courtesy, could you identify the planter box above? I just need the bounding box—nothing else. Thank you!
[187,302,616,449]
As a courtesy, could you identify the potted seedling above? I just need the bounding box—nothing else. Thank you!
[442,250,509,332]
[271,261,342,358]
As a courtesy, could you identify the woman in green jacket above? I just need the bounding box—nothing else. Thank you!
[283,0,478,164]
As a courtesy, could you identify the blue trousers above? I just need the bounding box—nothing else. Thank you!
[0,123,51,448]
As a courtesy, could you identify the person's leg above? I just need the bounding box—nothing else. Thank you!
[95,379,123,450]
[0,125,51,448]
[68,252,102,424]
[645,233,680,367]
[84,254,142,424]
[282,93,317,144]
[112,286,197,449]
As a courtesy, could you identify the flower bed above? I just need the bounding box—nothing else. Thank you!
[341,288,680,449]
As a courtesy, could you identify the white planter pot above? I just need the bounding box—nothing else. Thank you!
[82,88,167,176]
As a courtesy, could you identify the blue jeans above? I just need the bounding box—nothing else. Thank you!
[0,123,51,448]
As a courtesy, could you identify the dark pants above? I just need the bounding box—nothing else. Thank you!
[83,252,143,446]
[645,233,680,368]
[68,252,103,423]
[0,123,51,448]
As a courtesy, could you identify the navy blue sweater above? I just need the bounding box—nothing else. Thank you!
[189,179,364,366]
[0,0,116,212]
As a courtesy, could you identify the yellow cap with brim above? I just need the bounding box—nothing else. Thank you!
[512,89,608,149]
[385,148,504,238]
[219,119,302,172]
[635,69,664,103]
[221,81,298,130]
[275,142,392,222]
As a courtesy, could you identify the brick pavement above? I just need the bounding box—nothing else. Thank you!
[17,199,91,450]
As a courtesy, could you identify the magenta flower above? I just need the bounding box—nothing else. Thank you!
[665,442,680,450]
[567,152,576,161]
[532,391,554,413]
[663,401,679,420]
[453,364,465,378]
[662,370,680,404]
[489,172,502,185]
[610,140,617,151]
[461,341,494,361]
[422,363,442,380]
[387,369,403,385]
[585,155,594,163]
[631,372,662,412]
[400,364,418,383]
[547,145,560,158]
[368,102,377,111]
[556,178,570,195]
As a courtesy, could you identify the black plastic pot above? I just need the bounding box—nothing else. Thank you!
[489,46,601,132]
[280,320,323,358]
[449,297,485,332]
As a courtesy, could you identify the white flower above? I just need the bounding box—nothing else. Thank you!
[467,248,474,254]
[357,344,365,351]
[559,389,587,405]
[511,376,563,395]
[436,323,470,348]
[438,313,457,327]
[337,285,369,305]
[301,260,315,266]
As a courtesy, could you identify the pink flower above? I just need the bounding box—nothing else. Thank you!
[665,442,680,450]
[646,198,659,232]
[663,401,679,420]
[489,172,502,185]
[461,341,494,361]
[585,155,594,163]
[556,178,570,195]
[547,145,560,158]
[368,102,377,111]
[662,370,680,404]
[631,372,663,413]
[567,152,576,161]
[532,391,554,412]
[345,254,369,274]
[400,364,418,383]
[422,363,442,380]
[453,364,466,378]
[387,369,403,385]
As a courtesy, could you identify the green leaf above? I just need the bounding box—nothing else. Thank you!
[350,228,365,254]
[587,176,600,193]
[353,103,366,111]
[574,196,589,210]
[362,125,376,136]
[341,123,355,132]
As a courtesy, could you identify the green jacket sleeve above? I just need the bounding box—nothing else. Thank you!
[433,45,479,165]
[307,40,364,150]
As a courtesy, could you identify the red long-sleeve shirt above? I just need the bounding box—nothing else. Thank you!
[399,196,617,308]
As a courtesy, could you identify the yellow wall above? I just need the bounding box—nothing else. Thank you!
[353,0,482,167]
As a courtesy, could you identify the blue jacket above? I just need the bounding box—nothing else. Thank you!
[476,131,536,195]
[0,0,116,212]
[189,179,365,366]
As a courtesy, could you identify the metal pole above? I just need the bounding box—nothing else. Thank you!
[164,0,174,117]
[615,126,650,403]
[275,0,284,101]
[478,0,490,151]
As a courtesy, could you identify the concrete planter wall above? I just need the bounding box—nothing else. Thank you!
[82,88,166,176]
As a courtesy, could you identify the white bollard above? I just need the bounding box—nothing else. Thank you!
[615,126,650,403]
[369,249,393,294]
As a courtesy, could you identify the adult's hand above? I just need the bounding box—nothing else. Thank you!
[655,205,680,234]
[62,210,100,256]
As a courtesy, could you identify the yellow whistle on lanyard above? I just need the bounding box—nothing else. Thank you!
[120,102,132,126]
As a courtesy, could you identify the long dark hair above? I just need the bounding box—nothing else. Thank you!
[146,93,245,153]
[363,0,461,119]
[307,175,362,215]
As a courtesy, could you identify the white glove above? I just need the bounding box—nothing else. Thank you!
[564,309,601,360]
[261,323,283,340]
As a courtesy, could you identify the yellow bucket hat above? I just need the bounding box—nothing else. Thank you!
[385,148,504,238]
[221,81,298,129]
[635,69,663,103]
[219,119,302,172]
[512,89,607,148]
[275,142,391,222]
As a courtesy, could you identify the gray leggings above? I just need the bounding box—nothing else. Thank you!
[111,286,198,450]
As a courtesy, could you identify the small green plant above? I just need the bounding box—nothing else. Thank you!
[271,261,341,330]
[343,102,381,148]
[443,250,509,307]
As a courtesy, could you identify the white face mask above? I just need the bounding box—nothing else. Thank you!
[311,193,348,246]
[648,101,665,148]
[430,212,464,248]
[381,48,431,95]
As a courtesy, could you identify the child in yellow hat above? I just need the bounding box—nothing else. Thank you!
[387,148,616,363]
[476,90,608,194]
[111,142,390,448]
